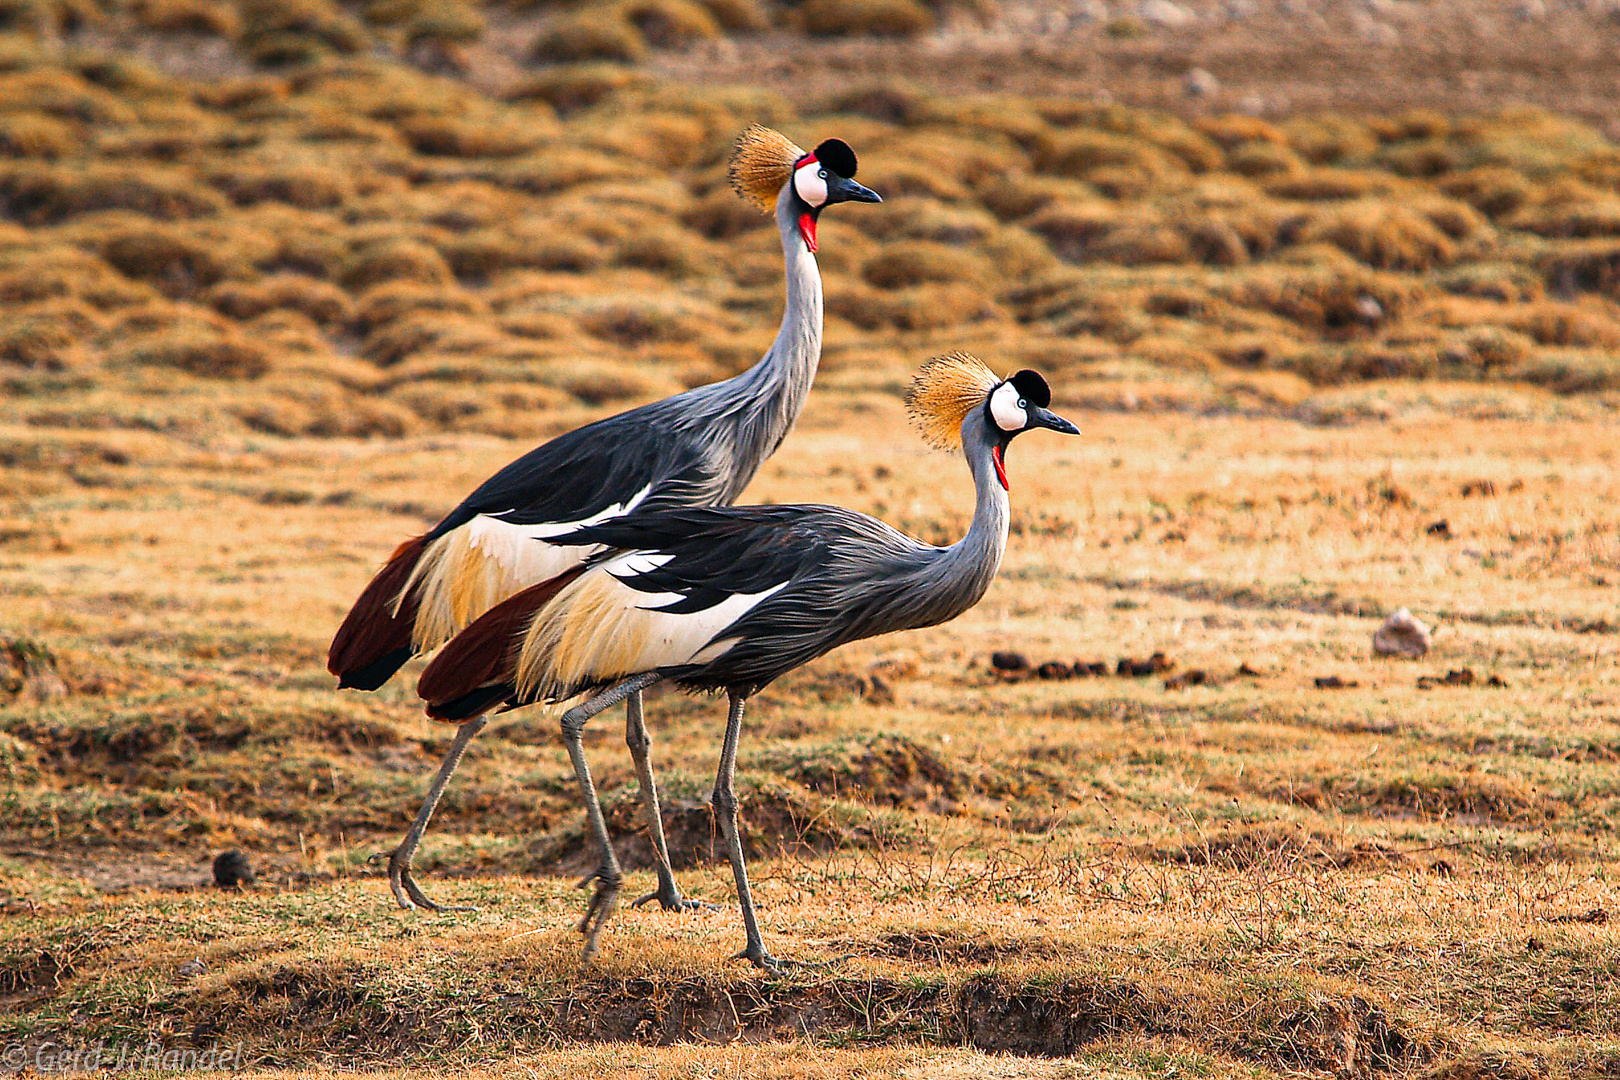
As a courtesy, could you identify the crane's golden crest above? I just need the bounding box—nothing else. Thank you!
[729,125,805,212]
[905,352,1001,451]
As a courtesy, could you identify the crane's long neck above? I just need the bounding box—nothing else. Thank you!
[898,414,1011,628]
[944,415,1012,590]
[716,186,823,497]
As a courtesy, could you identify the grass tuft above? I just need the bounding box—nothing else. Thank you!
[798,0,934,36]
[530,12,647,64]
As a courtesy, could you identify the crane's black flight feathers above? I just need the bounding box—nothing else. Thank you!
[425,409,717,542]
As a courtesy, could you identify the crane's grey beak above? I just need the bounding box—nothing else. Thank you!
[827,175,881,205]
[1029,406,1079,435]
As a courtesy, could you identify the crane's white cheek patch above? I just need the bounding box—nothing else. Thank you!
[794,162,828,207]
[989,382,1027,432]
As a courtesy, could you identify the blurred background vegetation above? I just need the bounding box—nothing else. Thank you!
[1,0,1619,447]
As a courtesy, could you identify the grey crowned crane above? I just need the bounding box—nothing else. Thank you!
[418,354,1080,966]
[327,126,879,914]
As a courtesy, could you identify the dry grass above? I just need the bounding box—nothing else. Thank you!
[1,16,1619,1080]
[798,0,933,38]
[5,394,1620,1075]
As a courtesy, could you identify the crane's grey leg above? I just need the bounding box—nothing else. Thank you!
[561,671,663,963]
[713,691,778,969]
[384,714,488,913]
[625,689,711,913]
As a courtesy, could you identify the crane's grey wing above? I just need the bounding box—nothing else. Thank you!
[390,401,732,660]
[426,406,717,542]
[568,505,931,692]
[420,505,928,715]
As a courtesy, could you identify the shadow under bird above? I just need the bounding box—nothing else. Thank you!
[418,354,1080,966]
[326,125,879,914]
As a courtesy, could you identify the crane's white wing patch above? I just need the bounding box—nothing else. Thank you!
[491,483,653,539]
[515,566,786,699]
[400,483,652,653]
[609,551,676,578]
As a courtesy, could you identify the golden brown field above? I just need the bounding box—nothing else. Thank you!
[2,3,1620,1077]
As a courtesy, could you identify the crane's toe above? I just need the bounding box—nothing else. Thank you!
[577,891,619,962]
[729,947,851,972]
[731,945,783,970]
[386,849,479,913]
[630,884,715,913]
[576,864,623,962]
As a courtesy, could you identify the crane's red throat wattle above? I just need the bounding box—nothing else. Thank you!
[992,444,1009,490]
[798,212,818,252]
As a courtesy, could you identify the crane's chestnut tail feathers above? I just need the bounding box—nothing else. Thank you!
[427,682,515,722]
[329,535,428,690]
[418,565,587,721]
[337,647,415,692]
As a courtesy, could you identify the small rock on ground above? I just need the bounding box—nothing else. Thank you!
[1373,607,1431,658]
[1184,67,1219,96]
[213,850,254,889]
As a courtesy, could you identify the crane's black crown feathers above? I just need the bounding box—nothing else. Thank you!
[1008,369,1051,408]
[812,138,858,178]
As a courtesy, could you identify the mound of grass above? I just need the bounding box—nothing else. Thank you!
[397,113,547,158]
[0,304,91,371]
[0,161,227,223]
[115,324,272,380]
[237,0,368,65]
[531,12,647,64]
[619,0,721,48]
[88,220,250,298]
[208,275,354,327]
[354,279,486,331]
[337,235,455,291]
[799,0,934,36]
[130,0,241,36]
[1298,199,1459,272]
[862,239,988,289]
[506,62,653,115]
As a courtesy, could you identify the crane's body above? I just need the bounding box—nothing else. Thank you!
[341,244,820,683]
[420,355,1079,966]
[327,127,878,914]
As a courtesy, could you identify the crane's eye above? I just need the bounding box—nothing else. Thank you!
[1017,399,1027,409]
[818,168,828,179]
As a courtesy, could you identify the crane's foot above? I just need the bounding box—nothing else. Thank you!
[629,881,716,913]
[382,848,478,914]
[576,865,622,963]
[729,946,851,972]
[731,944,787,971]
